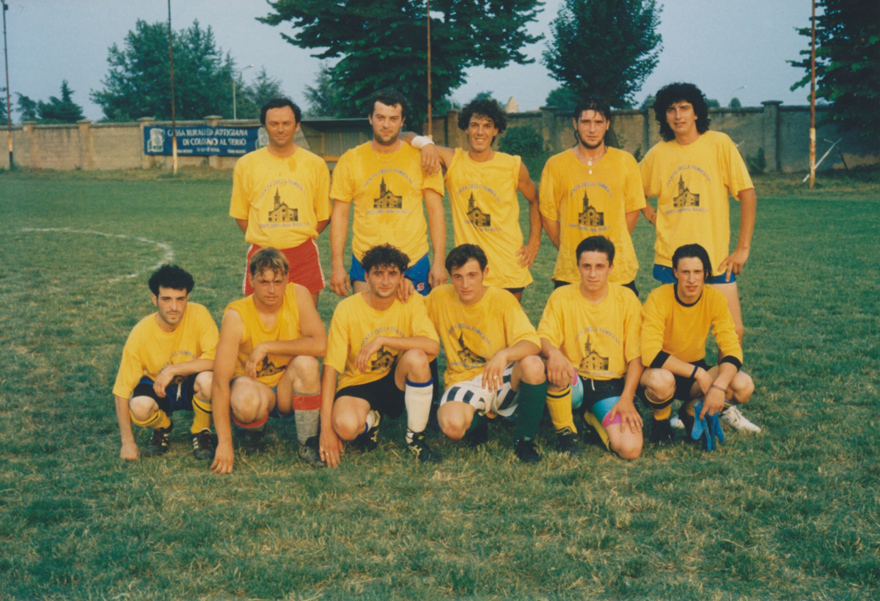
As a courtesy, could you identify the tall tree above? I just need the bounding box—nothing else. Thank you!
[791,0,880,145]
[235,68,286,120]
[260,0,543,128]
[542,0,662,108]
[0,88,7,125]
[304,63,351,118]
[91,19,235,121]
[16,93,37,122]
[37,81,85,123]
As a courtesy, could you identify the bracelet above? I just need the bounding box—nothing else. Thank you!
[690,365,699,378]
[411,135,434,149]
[711,384,726,392]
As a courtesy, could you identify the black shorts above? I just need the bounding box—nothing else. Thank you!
[577,376,626,410]
[132,374,198,415]
[335,365,405,419]
[672,359,711,401]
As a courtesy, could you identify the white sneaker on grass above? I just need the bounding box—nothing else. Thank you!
[670,415,685,430]
[720,406,761,432]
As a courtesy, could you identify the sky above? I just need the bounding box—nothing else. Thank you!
[2,0,813,121]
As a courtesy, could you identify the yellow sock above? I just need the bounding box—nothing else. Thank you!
[131,409,171,430]
[651,405,672,421]
[682,400,695,418]
[583,412,610,451]
[191,396,212,434]
[546,386,577,433]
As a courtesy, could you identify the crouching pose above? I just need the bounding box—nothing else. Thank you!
[113,264,218,461]
[640,243,755,444]
[319,244,441,467]
[426,244,548,463]
[211,248,326,474]
[539,236,644,460]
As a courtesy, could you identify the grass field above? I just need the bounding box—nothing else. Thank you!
[1,166,878,600]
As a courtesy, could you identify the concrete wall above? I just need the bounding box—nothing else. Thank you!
[1,104,876,173]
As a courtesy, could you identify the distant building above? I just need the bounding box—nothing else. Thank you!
[505,97,520,114]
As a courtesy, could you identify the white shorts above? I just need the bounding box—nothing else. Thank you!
[439,363,518,418]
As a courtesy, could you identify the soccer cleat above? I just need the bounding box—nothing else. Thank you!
[555,428,581,457]
[407,431,441,463]
[191,429,215,460]
[514,438,541,463]
[298,436,326,468]
[352,412,381,452]
[146,421,173,455]
[720,406,761,432]
[243,422,267,447]
[464,420,489,448]
[670,415,685,430]
[649,418,674,445]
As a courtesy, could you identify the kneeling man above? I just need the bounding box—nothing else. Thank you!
[211,248,326,474]
[319,244,440,467]
[640,243,755,443]
[113,264,218,461]
[427,244,547,463]
[539,236,644,459]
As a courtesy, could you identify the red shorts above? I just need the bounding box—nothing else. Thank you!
[243,240,325,295]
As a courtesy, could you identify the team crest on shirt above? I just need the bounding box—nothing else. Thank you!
[257,356,285,378]
[371,346,396,371]
[466,193,492,227]
[579,336,609,371]
[578,191,604,227]
[673,175,700,208]
[267,188,299,222]
[373,178,403,209]
[456,331,487,367]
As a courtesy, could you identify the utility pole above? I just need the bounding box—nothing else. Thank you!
[168,0,178,175]
[809,0,817,189]
[426,0,432,138]
[2,0,13,169]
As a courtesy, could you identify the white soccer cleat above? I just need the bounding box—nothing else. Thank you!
[670,415,685,430]
[720,406,761,432]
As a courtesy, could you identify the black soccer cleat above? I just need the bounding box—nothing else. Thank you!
[514,437,541,463]
[555,428,581,457]
[146,421,173,456]
[407,431,441,463]
[191,429,215,460]
[649,418,674,445]
[298,435,326,468]
[464,420,489,448]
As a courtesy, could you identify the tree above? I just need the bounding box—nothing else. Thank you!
[260,0,544,129]
[0,88,7,125]
[542,0,662,108]
[16,93,37,122]
[729,97,742,109]
[235,68,286,120]
[36,81,85,123]
[791,0,880,145]
[545,86,579,111]
[91,19,235,121]
[304,62,353,118]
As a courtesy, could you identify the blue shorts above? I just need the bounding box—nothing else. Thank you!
[350,253,432,296]
[653,264,736,285]
[132,375,199,415]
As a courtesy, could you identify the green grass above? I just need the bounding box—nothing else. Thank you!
[1,167,879,600]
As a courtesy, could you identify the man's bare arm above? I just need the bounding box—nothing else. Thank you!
[235,218,248,234]
[329,200,352,296]
[424,189,447,288]
[210,310,244,474]
[517,163,542,268]
[718,188,757,279]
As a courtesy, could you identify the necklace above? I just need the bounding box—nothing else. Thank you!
[577,144,606,174]
[372,140,403,162]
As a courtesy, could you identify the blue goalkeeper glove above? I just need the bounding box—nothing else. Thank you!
[691,402,726,451]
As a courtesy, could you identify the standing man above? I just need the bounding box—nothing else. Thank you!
[540,96,646,295]
[404,97,541,301]
[640,82,759,431]
[319,244,440,467]
[639,244,755,444]
[210,248,326,474]
[329,88,446,297]
[539,236,643,460]
[113,265,218,461]
[230,98,331,306]
[426,244,548,463]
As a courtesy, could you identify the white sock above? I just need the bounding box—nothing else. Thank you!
[405,378,433,442]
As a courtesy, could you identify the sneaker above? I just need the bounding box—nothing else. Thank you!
[191,429,215,460]
[464,420,488,448]
[649,418,673,445]
[720,406,761,432]
[670,415,685,430]
[555,428,581,457]
[352,411,381,452]
[298,436,326,468]
[514,438,541,463]
[146,421,173,455]
[407,431,441,463]
[243,422,267,447]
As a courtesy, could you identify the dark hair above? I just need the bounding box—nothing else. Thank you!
[366,88,409,120]
[148,264,194,295]
[653,83,711,142]
[260,98,302,127]
[445,244,488,273]
[249,247,289,277]
[361,244,410,274]
[458,98,508,134]
[575,235,615,266]
[572,95,611,123]
[672,243,713,277]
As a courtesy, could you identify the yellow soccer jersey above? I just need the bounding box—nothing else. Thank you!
[325,293,438,390]
[113,303,218,399]
[330,142,444,262]
[641,284,743,367]
[640,130,754,272]
[426,285,540,387]
[539,147,645,285]
[538,283,642,381]
[229,147,331,249]
[445,149,532,289]
[224,285,303,387]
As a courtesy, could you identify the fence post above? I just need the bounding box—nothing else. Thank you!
[761,101,782,173]
[138,117,155,169]
[540,106,558,153]
[205,115,222,169]
[77,119,93,170]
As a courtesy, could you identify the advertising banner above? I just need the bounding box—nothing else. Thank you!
[144,125,266,156]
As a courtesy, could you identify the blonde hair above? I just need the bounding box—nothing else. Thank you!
[249,247,289,278]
